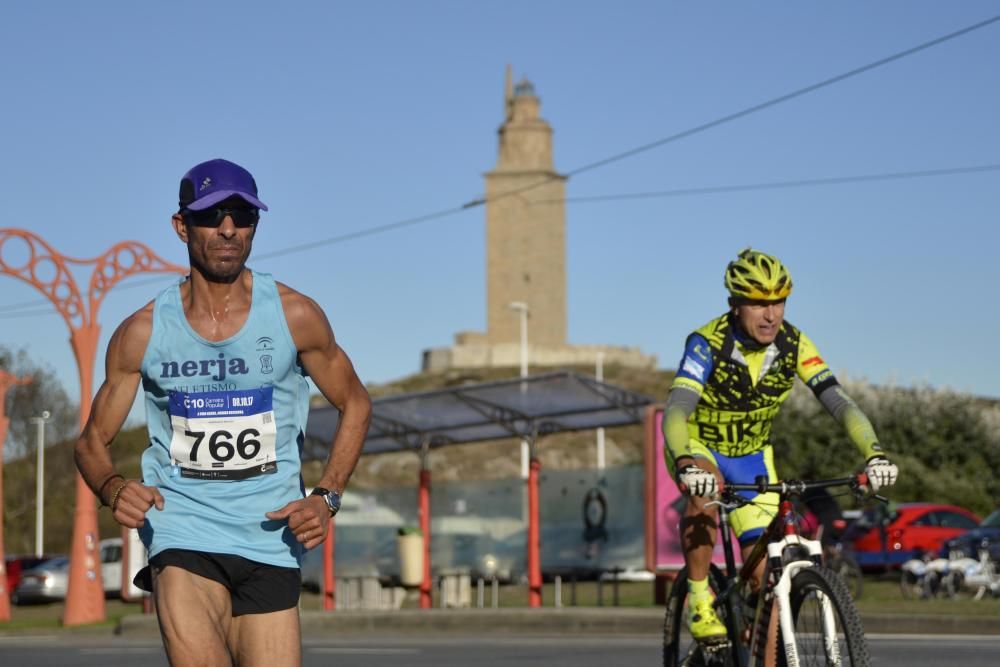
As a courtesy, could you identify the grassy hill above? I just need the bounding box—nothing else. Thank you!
[4,364,998,554]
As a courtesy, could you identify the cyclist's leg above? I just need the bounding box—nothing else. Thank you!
[664,565,740,666]
[674,442,727,641]
[719,447,781,665]
[724,445,781,589]
[675,441,722,581]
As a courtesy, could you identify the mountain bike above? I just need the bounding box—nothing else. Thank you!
[662,474,875,666]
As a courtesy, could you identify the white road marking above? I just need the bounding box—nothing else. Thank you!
[309,647,421,654]
[80,648,162,654]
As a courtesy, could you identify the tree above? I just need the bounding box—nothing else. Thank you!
[0,344,77,460]
[1,345,78,554]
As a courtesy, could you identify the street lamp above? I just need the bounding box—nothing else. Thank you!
[507,301,529,379]
[595,352,606,473]
[29,410,50,557]
[507,301,529,479]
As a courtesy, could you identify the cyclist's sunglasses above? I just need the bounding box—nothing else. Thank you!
[182,206,259,229]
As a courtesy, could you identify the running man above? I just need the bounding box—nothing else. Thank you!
[75,158,372,666]
[662,248,898,641]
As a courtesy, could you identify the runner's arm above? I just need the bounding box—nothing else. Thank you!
[74,306,164,527]
[265,289,371,549]
[284,290,372,495]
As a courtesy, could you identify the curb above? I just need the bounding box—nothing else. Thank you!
[856,612,1000,635]
[115,608,1000,638]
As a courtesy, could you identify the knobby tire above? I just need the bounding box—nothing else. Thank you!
[781,566,871,667]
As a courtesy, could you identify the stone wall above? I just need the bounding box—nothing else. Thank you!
[422,341,657,373]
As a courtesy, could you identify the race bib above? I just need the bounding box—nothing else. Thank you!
[168,387,278,480]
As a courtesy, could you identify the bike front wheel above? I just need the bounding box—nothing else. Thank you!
[782,565,870,666]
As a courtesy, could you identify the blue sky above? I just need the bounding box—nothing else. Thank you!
[0,1,997,426]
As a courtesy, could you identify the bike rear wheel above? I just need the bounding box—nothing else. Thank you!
[900,568,939,599]
[828,551,863,600]
[663,565,744,667]
[782,566,870,666]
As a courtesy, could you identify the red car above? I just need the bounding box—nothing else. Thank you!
[846,503,980,570]
[4,554,59,595]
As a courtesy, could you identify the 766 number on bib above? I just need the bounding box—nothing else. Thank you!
[183,428,262,462]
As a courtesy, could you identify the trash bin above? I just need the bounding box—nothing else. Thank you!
[397,526,424,587]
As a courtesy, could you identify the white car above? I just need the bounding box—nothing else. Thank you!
[13,538,123,604]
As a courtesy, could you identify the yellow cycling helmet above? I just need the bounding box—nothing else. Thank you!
[724,248,793,301]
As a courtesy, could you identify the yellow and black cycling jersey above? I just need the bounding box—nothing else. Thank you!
[668,312,841,458]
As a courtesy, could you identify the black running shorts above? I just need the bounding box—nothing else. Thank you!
[135,549,301,616]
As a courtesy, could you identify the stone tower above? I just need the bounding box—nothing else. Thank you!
[484,66,567,346]
[420,68,656,373]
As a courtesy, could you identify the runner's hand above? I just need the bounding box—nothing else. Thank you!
[865,456,898,492]
[111,480,164,530]
[266,497,330,550]
[677,464,718,498]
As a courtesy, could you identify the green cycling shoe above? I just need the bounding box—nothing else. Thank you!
[688,596,727,643]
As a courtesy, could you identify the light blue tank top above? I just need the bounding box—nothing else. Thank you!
[138,270,310,567]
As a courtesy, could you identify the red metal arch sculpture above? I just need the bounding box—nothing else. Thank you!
[0,228,185,625]
[0,370,32,622]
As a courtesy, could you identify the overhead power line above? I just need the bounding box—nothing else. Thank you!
[491,14,1000,202]
[0,306,59,320]
[548,164,1000,204]
[0,14,997,317]
[0,273,184,316]
[254,12,1000,257]
[2,161,995,320]
[254,203,477,262]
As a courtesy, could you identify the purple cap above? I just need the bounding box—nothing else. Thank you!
[178,158,268,211]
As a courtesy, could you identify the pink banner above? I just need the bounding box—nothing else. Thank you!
[650,409,736,571]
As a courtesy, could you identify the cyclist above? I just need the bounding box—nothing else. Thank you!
[662,248,898,642]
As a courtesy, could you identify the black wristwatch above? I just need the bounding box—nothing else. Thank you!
[310,487,342,516]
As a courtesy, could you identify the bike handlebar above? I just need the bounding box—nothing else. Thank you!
[721,473,873,499]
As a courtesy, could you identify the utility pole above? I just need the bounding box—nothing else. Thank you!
[595,352,606,474]
[29,411,50,557]
[508,301,530,479]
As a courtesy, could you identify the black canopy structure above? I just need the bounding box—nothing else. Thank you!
[304,370,653,458]
[303,370,655,609]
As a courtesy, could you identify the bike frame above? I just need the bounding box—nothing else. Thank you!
[712,479,864,667]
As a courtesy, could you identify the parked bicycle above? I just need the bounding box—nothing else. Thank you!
[663,474,876,667]
[944,540,1000,600]
[899,552,949,599]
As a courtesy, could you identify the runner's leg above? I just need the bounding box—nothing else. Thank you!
[227,607,302,667]
[152,565,234,667]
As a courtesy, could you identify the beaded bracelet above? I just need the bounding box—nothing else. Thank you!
[109,480,128,512]
[97,473,125,506]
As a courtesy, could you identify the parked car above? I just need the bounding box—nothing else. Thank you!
[13,538,123,604]
[846,503,980,570]
[942,507,1000,561]
[5,554,60,596]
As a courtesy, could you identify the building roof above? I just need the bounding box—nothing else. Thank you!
[303,371,654,459]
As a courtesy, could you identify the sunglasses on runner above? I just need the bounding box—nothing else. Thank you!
[182,206,260,228]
